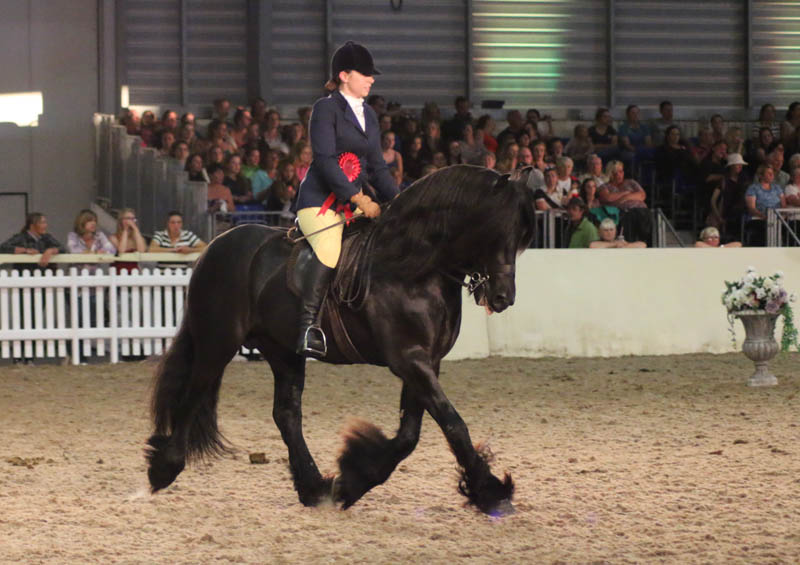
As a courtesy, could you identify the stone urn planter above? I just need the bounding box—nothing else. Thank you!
[735,310,779,387]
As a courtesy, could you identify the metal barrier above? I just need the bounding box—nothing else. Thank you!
[767,208,800,247]
[653,208,685,248]
[94,114,209,241]
[209,210,285,239]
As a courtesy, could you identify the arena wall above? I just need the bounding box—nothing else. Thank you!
[448,248,800,359]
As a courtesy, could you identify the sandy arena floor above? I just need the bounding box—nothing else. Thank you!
[1,354,799,564]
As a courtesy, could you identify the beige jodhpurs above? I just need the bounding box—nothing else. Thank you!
[296,207,348,268]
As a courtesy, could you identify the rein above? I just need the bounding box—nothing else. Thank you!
[441,264,515,295]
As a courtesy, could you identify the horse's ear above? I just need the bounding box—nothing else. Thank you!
[493,173,511,192]
[508,166,532,186]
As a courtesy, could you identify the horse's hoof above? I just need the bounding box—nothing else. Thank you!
[489,499,515,517]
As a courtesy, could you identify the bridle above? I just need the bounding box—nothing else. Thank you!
[442,264,515,295]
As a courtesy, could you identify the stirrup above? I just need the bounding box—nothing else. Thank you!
[300,325,327,358]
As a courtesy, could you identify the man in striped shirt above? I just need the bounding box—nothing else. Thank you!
[148,211,207,254]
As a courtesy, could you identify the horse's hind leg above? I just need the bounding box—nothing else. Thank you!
[335,384,424,509]
[262,341,332,506]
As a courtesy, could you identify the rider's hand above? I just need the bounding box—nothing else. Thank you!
[350,192,381,218]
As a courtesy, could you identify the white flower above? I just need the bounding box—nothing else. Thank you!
[746,266,757,273]
[776,270,784,278]
[755,287,767,299]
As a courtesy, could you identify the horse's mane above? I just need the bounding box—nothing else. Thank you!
[369,165,535,281]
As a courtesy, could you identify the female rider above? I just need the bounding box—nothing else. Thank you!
[294,41,399,358]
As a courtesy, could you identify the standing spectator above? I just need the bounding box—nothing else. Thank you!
[598,160,650,244]
[381,130,403,186]
[223,153,253,204]
[496,109,524,147]
[710,114,726,144]
[262,110,289,154]
[0,212,65,269]
[588,107,619,162]
[290,140,312,182]
[651,100,675,146]
[442,95,473,143]
[185,153,209,182]
[149,211,207,253]
[475,114,498,154]
[565,197,599,248]
[752,103,780,141]
[564,124,594,169]
[780,101,800,145]
[66,209,116,272]
[109,208,146,274]
[242,147,272,199]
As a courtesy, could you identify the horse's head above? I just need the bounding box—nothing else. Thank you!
[470,171,535,314]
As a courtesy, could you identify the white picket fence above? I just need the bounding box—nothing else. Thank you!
[0,267,191,365]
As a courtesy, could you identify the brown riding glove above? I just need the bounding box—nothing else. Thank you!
[350,192,381,218]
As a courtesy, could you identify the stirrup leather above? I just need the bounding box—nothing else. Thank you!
[300,325,327,357]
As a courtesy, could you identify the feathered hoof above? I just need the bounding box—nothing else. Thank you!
[145,434,185,493]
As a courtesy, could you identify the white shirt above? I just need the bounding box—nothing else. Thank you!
[341,91,366,132]
[785,183,799,197]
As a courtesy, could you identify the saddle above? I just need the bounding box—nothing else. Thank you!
[286,220,374,363]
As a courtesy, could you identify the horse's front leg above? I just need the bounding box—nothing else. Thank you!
[334,384,424,508]
[262,341,332,506]
[397,348,514,515]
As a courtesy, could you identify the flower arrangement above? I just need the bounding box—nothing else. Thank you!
[722,266,799,351]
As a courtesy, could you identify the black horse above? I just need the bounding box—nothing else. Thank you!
[146,164,535,515]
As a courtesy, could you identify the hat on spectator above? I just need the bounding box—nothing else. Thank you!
[726,153,747,167]
[331,41,381,79]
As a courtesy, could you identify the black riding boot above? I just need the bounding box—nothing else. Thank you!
[296,256,335,358]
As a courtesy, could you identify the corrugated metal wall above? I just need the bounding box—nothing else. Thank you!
[614,0,746,109]
[471,0,608,108]
[330,0,467,107]
[268,0,326,107]
[751,1,800,108]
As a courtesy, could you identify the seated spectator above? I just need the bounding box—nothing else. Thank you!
[223,153,253,204]
[694,226,741,248]
[180,112,196,126]
[241,147,272,199]
[782,166,800,207]
[618,104,654,165]
[206,163,236,214]
[403,135,424,183]
[752,103,781,142]
[290,140,312,182]
[140,110,156,146]
[534,167,568,210]
[481,151,497,171]
[447,140,465,165]
[212,97,231,125]
[185,152,209,182]
[263,110,289,154]
[206,145,225,167]
[66,209,116,272]
[442,95,473,144]
[459,123,486,165]
[588,107,619,162]
[522,121,540,147]
[580,177,620,226]
[745,127,775,174]
[650,100,675,146]
[381,131,403,186]
[565,197,599,248]
[531,140,548,172]
[780,101,800,145]
[710,114,726,144]
[264,159,298,226]
[432,151,448,169]
[564,124,594,169]
[297,106,312,138]
[119,108,140,136]
[579,153,609,187]
[475,114,498,154]
[0,212,65,269]
[496,141,519,173]
[158,110,179,136]
[546,138,565,164]
[745,164,786,245]
[496,109,524,147]
[555,156,576,196]
[724,126,745,156]
[691,127,714,164]
[284,122,305,148]
[768,149,790,188]
[148,211,207,254]
[109,208,146,273]
[419,120,445,164]
[598,160,651,244]
[655,125,694,180]
[157,130,176,158]
[251,96,267,126]
[244,122,261,150]
[525,108,553,140]
[169,140,190,167]
[590,218,647,248]
[178,122,204,155]
[421,101,442,126]
[515,131,532,153]
[517,146,533,167]
[230,108,252,149]
[697,140,729,218]
[207,119,236,156]
[709,153,750,241]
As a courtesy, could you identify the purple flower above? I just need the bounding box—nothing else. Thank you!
[766,301,780,314]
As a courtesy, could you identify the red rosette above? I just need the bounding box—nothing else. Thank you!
[338,152,361,182]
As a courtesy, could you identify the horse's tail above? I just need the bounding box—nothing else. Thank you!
[147,314,228,492]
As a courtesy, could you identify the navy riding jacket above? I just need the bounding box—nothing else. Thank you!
[296,90,399,210]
